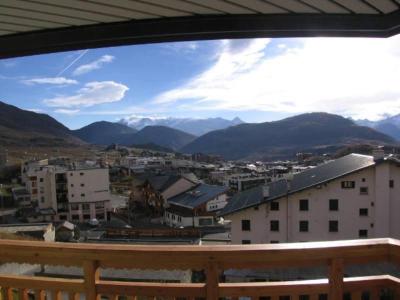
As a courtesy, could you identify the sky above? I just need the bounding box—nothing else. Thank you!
[1,35,400,130]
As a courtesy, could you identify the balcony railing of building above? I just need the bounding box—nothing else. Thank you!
[0,238,400,300]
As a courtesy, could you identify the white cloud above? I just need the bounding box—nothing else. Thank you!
[161,41,199,53]
[153,36,400,121]
[26,108,45,113]
[21,77,78,85]
[73,55,114,76]
[43,81,129,108]
[54,109,80,115]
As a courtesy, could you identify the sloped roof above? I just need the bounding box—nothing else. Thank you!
[220,153,375,216]
[146,174,182,192]
[168,183,228,209]
[1,0,400,58]
[289,153,374,193]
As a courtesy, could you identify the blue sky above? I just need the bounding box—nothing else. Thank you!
[1,36,400,129]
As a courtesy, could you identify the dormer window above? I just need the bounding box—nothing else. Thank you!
[341,181,355,189]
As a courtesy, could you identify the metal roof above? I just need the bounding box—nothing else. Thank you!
[1,0,400,58]
[146,174,182,192]
[220,153,376,216]
[168,183,228,209]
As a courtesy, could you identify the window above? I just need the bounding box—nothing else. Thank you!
[40,196,45,203]
[360,187,368,195]
[70,173,73,176]
[71,194,74,197]
[71,204,79,210]
[299,221,309,232]
[39,178,44,182]
[299,199,309,211]
[82,203,90,211]
[270,220,279,231]
[359,208,368,216]
[341,181,355,189]
[95,202,104,209]
[83,214,91,220]
[362,178,366,182]
[59,215,67,220]
[242,240,251,244]
[329,199,338,211]
[81,193,85,197]
[359,229,368,238]
[389,180,394,188]
[270,240,279,244]
[96,213,105,220]
[71,184,74,187]
[241,220,251,231]
[270,201,279,211]
[80,172,84,176]
[329,220,338,232]
[80,183,85,187]
[72,215,80,221]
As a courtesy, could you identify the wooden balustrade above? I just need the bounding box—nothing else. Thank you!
[0,238,399,300]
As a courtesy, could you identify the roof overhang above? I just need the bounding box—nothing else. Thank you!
[1,0,400,59]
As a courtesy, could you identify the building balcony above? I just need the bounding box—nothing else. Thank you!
[0,238,399,299]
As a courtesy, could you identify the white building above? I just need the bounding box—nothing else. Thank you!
[121,156,167,173]
[220,153,400,244]
[21,159,110,223]
[224,173,270,191]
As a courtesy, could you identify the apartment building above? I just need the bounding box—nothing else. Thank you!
[224,173,270,192]
[21,159,110,222]
[220,153,400,244]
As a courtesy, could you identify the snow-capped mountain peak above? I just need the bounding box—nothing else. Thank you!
[119,115,244,136]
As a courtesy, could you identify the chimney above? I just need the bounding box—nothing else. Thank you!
[262,185,270,198]
[286,173,294,191]
[372,147,385,161]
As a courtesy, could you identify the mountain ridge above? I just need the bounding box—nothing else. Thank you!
[181,112,395,160]
[119,116,243,136]
[73,121,137,145]
[354,114,400,141]
[0,101,83,147]
[72,121,195,150]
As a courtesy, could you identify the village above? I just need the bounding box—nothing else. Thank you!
[1,145,400,249]
[0,145,324,245]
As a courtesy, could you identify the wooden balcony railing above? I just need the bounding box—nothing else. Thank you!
[0,238,400,300]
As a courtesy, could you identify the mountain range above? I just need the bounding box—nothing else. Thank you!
[119,115,243,136]
[181,113,395,160]
[74,122,195,151]
[355,115,400,141]
[0,101,396,160]
[0,101,81,147]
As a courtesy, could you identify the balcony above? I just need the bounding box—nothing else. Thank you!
[0,238,399,300]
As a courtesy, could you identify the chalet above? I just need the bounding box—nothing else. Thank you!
[165,183,228,227]
[139,174,198,215]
